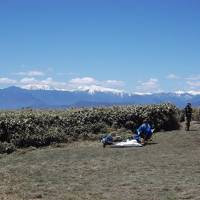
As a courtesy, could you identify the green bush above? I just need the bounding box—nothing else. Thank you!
[0,103,180,152]
[192,108,200,121]
[0,142,16,154]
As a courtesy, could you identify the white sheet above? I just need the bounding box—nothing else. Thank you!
[111,139,143,147]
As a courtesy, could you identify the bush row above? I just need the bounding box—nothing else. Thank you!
[0,103,180,153]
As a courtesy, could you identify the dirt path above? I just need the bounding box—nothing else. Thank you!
[0,121,200,200]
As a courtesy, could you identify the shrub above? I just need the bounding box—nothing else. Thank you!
[0,103,180,152]
[0,142,16,154]
[192,107,200,121]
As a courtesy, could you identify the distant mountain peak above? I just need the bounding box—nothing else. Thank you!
[132,92,153,96]
[5,86,22,90]
[175,90,200,96]
[1,86,200,109]
[76,85,125,95]
[21,84,55,90]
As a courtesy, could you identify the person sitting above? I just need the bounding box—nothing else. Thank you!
[134,119,153,145]
[100,134,113,148]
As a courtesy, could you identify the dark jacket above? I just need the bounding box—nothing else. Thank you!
[184,104,192,120]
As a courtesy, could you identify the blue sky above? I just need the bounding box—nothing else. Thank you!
[0,0,200,93]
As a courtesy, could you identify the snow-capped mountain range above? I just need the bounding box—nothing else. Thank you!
[0,86,200,109]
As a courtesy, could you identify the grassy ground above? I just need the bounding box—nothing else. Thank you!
[0,122,200,200]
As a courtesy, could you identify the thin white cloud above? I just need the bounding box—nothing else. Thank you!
[135,78,162,93]
[20,77,68,90]
[186,81,200,88]
[57,72,79,76]
[166,74,200,93]
[185,74,200,81]
[22,84,53,90]
[20,77,37,84]
[69,77,97,85]
[166,74,180,79]
[103,80,124,88]
[15,70,44,77]
[69,77,124,88]
[18,76,125,94]
[175,74,200,93]
[180,79,200,95]
[68,77,125,92]
[8,73,200,95]
[0,77,17,84]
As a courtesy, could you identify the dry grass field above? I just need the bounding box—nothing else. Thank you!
[0,122,200,200]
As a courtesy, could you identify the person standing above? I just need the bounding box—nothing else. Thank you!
[184,103,192,131]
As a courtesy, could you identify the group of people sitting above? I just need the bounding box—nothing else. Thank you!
[101,102,193,147]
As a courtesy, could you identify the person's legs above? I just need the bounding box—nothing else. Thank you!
[140,132,147,145]
[185,118,191,131]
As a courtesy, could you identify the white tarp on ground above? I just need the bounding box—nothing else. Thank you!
[111,139,143,148]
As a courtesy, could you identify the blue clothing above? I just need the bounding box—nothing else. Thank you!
[101,135,113,145]
[134,123,153,142]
